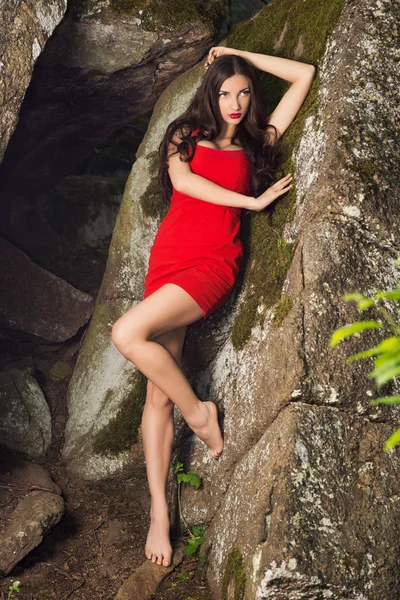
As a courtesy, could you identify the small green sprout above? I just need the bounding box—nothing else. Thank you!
[173,458,206,564]
[8,581,20,600]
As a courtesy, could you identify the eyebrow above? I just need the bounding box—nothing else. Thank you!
[219,87,250,93]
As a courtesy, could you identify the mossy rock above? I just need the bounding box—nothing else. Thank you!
[139,150,169,219]
[227,0,346,351]
[111,0,228,33]
[110,0,147,13]
[221,547,246,600]
[92,369,148,456]
[272,294,294,327]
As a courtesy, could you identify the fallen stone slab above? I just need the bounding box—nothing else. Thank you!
[114,545,185,600]
[0,368,52,459]
[0,491,65,577]
[3,455,62,496]
[0,237,94,342]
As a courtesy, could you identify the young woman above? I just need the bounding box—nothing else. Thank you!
[111,46,316,567]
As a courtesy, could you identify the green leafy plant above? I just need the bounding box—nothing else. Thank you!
[330,256,400,451]
[173,457,206,564]
[8,581,20,599]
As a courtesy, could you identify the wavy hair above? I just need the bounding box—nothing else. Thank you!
[157,53,285,205]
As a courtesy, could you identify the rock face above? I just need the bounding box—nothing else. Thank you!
[0,368,52,459]
[63,0,400,598]
[0,237,94,342]
[0,0,67,163]
[0,0,228,202]
[0,455,65,576]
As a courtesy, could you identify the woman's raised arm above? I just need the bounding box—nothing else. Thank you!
[205,47,316,142]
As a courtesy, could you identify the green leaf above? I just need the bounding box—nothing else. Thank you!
[330,321,383,347]
[375,337,400,352]
[347,337,400,363]
[374,348,400,368]
[343,293,369,301]
[370,395,400,406]
[192,525,205,536]
[184,544,198,556]
[187,472,201,488]
[368,359,400,386]
[343,293,375,311]
[345,347,382,363]
[384,427,400,451]
[187,537,200,546]
[173,458,184,474]
[375,290,400,301]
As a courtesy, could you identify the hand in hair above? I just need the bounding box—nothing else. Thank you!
[204,46,238,69]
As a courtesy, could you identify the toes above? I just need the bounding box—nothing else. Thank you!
[163,557,171,566]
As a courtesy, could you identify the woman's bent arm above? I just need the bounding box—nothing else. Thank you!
[234,50,315,83]
[177,172,255,209]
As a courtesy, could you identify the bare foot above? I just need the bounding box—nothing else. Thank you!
[190,401,224,459]
[145,501,173,567]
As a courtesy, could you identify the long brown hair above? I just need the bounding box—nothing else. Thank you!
[157,54,285,205]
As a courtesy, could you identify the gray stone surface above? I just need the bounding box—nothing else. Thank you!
[0,0,67,163]
[0,491,65,577]
[0,368,52,458]
[0,237,94,342]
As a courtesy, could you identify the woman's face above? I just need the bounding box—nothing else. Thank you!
[218,74,251,126]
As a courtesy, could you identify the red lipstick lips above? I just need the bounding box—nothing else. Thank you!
[229,113,241,119]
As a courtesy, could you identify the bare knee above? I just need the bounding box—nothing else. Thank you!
[111,317,142,355]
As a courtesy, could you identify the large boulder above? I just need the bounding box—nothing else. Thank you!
[0,368,52,459]
[0,0,228,200]
[0,237,94,342]
[0,0,67,163]
[63,0,400,597]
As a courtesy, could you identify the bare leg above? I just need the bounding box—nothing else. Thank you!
[111,284,224,460]
[142,326,186,567]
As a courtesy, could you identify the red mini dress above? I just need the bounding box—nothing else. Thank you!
[143,128,252,330]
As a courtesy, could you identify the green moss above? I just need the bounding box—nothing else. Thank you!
[348,159,377,182]
[191,0,228,31]
[228,0,346,351]
[221,547,246,600]
[110,0,146,13]
[337,134,379,190]
[92,369,148,456]
[110,0,227,29]
[272,294,294,327]
[141,0,203,33]
[139,151,169,219]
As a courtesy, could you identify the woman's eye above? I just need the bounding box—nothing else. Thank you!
[219,90,250,97]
